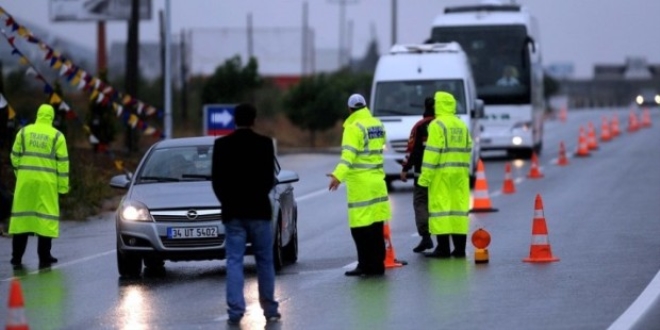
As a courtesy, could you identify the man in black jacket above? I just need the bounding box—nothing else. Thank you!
[400,97,435,253]
[211,103,281,325]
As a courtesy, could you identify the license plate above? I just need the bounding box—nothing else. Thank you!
[167,226,218,239]
[481,138,492,144]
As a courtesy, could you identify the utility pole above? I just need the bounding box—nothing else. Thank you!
[247,12,254,59]
[125,0,140,153]
[180,29,188,121]
[347,19,353,68]
[301,1,308,75]
[328,0,358,68]
[164,0,172,139]
[391,0,397,46]
[97,21,107,73]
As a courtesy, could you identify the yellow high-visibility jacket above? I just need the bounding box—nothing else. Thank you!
[9,104,69,237]
[332,107,391,228]
[418,92,472,235]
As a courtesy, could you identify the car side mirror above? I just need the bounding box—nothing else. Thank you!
[526,36,536,53]
[471,99,485,119]
[110,172,132,189]
[276,170,299,185]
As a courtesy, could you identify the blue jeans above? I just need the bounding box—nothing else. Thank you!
[224,219,279,321]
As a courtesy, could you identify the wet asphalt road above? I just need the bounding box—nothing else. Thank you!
[1,108,659,330]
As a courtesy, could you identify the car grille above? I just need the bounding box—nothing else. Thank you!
[160,235,226,248]
[150,209,222,222]
[390,139,408,153]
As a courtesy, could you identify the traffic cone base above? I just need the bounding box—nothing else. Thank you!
[470,159,499,213]
[383,222,407,268]
[575,126,591,157]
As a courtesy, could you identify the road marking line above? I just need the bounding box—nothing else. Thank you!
[1,249,116,282]
[296,185,345,202]
[608,269,660,330]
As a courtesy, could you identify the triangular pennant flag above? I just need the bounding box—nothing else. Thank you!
[115,104,124,117]
[5,16,14,27]
[145,106,157,116]
[0,93,7,108]
[17,26,28,37]
[89,134,100,144]
[59,64,69,76]
[89,89,99,102]
[136,102,144,115]
[7,36,15,47]
[52,59,62,70]
[128,114,139,128]
[144,126,157,136]
[96,92,105,104]
[19,56,28,65]
[0,7,5,15]
[8,105,16,119]
[65,110,77,120]
[26,35,39,43]
[122,95,132,106]
[25,67,37,76]
[43,84,53,94]
[50,93,62,105]
[76,78,87,90]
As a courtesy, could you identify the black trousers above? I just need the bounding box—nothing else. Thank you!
[12,233,53,262]
[350,221,385,274]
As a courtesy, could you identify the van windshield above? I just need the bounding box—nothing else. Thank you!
[372,79,466,116]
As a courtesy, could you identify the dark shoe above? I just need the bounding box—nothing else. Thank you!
[227,318,241,326]
[344,267,366,277]
[451,234,467,258]
[39,256,58,268]
[413,236,434,253]
[266,314,281,323]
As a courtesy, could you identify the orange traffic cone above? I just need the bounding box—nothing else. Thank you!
[628,109,639,132]
[587,122,599,150]
[470,159,498,213]
[523,194,559,263]
[600,116,611,142]
[383,222,407,268]
[641,108,652,128]
[558,106,567,123]
[557,141,569,166]
[527,152,544,179]
[6,278,29,330]
[502,162,515,194]
[575,126,590,157]
[611,114,621,137]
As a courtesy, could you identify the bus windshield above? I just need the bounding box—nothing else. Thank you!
[372,79,466,117]
[430,25,531,105]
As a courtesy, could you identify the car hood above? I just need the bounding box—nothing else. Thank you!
[128,181,220,209]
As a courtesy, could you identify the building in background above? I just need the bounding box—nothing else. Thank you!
[108,41,182,86]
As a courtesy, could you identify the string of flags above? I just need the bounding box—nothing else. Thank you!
[0,5,164,139]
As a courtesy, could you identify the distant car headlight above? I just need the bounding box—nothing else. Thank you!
[511,121,531,132]
[655,95,660,104]
[119,200,153,222]
[636,95,644,105]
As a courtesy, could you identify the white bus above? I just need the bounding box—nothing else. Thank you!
[429,0,545,158]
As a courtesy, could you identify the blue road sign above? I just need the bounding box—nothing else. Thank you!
[203,104,236,136]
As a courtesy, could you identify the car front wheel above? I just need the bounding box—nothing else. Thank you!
[117,249,143,278]
[273,220,284,272]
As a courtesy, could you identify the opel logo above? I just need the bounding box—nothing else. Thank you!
[186,210,198,220]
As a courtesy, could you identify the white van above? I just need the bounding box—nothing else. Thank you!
[369,42,484,188]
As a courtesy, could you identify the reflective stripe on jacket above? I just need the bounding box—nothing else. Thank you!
[418,92,472,235]
[9,104,69,237]
[332,107,391,228]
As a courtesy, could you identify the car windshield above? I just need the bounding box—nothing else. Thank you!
[372,79,466,116]
[137,145,213,183]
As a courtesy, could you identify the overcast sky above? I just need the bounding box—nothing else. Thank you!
[2,0,660,78]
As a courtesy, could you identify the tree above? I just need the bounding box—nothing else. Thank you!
[201,55,261,105]
[283,74,342,147]
[543,73,561,103]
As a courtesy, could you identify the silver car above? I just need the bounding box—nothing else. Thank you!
[109,136,299,278]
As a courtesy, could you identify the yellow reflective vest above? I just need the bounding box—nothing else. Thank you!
[332,107,391,228]
[9,104,69,237]
[418,92,472,235]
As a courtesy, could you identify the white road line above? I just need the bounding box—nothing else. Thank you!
[1,249,116,282]
[296,185,345,202]
[608,270,660,330]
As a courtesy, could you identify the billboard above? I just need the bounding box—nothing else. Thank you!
[50,0,152,22]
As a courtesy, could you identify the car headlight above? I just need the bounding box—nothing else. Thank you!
[119,200,153,222]
[511,121,531,132]
[636,95,644,105]
[655,95,660,104]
